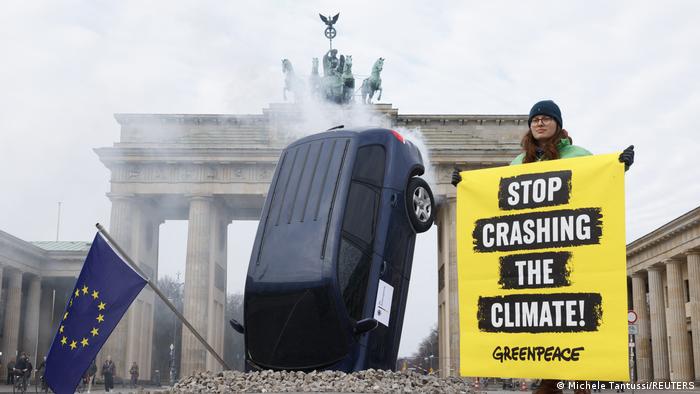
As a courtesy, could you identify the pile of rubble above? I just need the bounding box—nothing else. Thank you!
[172,369,472,393]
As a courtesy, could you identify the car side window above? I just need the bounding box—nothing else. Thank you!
[338,145,385,320]
[342,182,378,245]
[338,238,371,320]
[350,145,385,186]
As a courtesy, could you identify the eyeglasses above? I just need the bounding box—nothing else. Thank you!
[531,116,553,125]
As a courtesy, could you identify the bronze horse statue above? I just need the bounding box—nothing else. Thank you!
[309,57,321,98]
[361,58,384,104]
[341,55,354,103]
[282,58,303,101]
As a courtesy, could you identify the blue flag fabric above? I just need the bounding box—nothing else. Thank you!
[44,233,147,394]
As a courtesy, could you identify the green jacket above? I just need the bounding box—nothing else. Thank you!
[510,138,592,165]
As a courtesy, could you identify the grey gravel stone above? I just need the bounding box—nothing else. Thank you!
[172,369,473,393]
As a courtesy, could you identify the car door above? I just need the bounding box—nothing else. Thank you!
[367,188,416,369]
[337,144,386,323]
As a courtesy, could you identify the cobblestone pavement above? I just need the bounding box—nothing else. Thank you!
[173,370,472,393]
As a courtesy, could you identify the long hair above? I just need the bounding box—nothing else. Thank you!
[520,125,572,163]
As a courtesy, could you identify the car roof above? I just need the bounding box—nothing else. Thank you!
[287,127,394,149]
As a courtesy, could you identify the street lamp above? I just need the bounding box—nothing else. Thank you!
[169,343,175,386]
[167,278,183,384]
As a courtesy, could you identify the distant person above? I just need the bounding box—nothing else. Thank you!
[102,356,116,392]
[88,358,98,388]
[129,361,139,387]
[6,357,15,384]
[13,352,32,389]
[37,357,48,392]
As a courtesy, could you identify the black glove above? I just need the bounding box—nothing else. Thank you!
[451,167,462,187]
[618,145,634,170]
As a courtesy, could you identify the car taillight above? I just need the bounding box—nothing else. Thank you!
[390,130,406,144]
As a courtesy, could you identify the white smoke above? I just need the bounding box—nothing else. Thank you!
[272,102,436,194]
[271,73,437,193]
[395,126,436,189]
[290,99,392,137]
[275,56,435,183]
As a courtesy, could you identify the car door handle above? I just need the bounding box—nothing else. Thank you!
[380,260,388,276]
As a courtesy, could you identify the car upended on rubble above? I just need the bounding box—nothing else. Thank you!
[230,126,435,372]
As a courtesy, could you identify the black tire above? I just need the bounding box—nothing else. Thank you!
[406,177,435,233]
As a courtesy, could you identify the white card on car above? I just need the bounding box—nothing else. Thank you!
[374,280,394,327]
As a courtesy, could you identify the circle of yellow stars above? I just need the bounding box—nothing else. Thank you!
[59,284,107,351]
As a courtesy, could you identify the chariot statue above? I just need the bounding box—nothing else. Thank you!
[281,13,385,105]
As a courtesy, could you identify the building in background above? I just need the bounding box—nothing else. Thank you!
[0,232,87,378]
[627,206,700,382]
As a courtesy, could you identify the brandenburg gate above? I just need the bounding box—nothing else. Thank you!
[93,103,525,378]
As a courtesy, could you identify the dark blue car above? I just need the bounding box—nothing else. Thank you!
[233,127,435,372]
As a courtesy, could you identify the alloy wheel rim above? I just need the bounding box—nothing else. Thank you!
[413,186,432,223]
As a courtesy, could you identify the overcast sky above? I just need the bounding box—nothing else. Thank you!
[1,1,699,359]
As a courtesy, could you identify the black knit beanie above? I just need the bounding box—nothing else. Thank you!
[528,100,562,128]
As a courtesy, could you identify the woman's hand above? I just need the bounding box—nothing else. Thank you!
[451,167,462,187]
[619,145,634,169]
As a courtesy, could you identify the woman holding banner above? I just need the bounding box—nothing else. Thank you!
[451,100,635,394]
[451,99,634,183]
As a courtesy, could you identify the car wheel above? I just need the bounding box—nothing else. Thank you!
[406,177,435,233]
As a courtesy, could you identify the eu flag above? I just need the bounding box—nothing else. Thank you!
[44,233,147,394]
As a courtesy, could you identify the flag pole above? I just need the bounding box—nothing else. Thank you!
[95,223,231,371]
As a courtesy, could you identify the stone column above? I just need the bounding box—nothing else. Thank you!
[125,202,159,380]
[631,272,653,382]
[181,196,212,375]
[0,265,4,312]
[142,299,154,379]
[0,264,4,365]
[206,210,228,373]
[100,193,135,377]
[666,259,693,381]
[436,198,458,377]
[647,266,669,380]
[22,275,41,365]
[1,270,23,361]
[37,280,56,362]
[687,252,700,380]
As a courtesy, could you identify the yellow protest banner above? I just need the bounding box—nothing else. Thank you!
[457,153,628,381]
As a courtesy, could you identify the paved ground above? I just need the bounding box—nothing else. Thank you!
[482,391,700,394]
[480,386,700,394]
[1,381,697,393]
[0,382,169,393]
